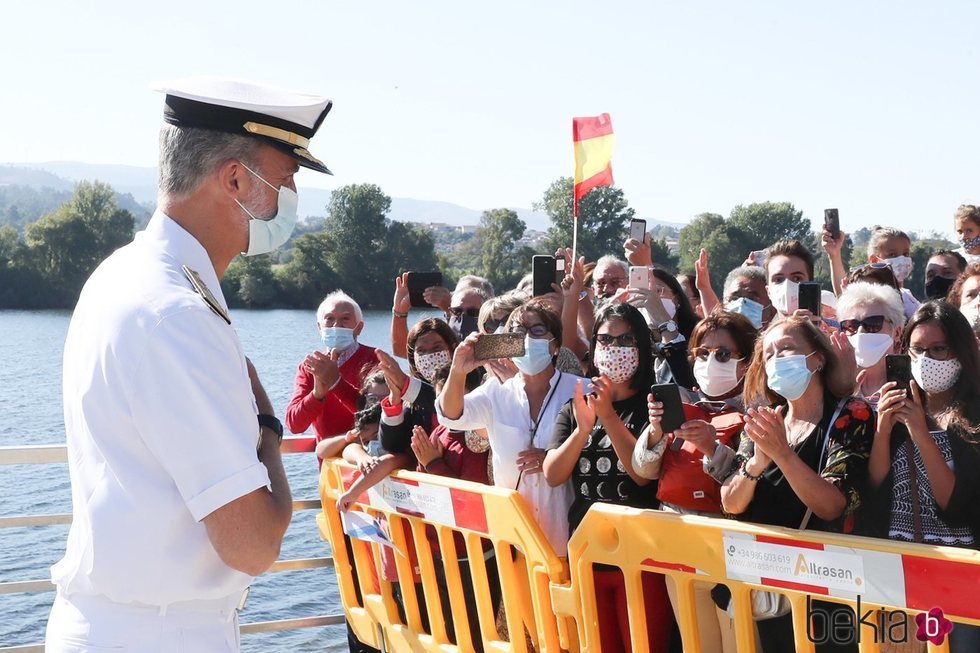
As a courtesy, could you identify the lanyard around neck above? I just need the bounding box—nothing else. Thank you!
[527,372,562,446]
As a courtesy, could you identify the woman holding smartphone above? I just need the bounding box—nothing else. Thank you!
[541,302,671,653]
[862,301,980,652]
[721,315,874,653]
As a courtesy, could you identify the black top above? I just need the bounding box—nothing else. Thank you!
[735,395,874,533]
[380,381,436,460]
[548,391,658,535]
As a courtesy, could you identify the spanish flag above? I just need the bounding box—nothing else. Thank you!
[572,113,614,217]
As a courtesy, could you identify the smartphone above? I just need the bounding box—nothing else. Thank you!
[824,209,840,240]
[406,271,443,308]
[885,354,913,394]
[629,218,647,244]
[532,255,559,297]
[798,282,822,317]
[629,265,652,291]
[650,383,685,435]
[751,250,767,268]
[473,333,526,360]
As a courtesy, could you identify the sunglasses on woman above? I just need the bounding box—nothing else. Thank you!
[838,315,886,335]
[508,323,550,338]
[595,333,638,347]
[691,346,741,363]
[482,318,505,333]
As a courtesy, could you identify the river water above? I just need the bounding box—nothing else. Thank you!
[0,308,437,650]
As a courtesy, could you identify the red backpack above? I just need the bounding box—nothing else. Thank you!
[656,403,745,513]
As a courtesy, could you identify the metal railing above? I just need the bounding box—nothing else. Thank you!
[0,437,343,652]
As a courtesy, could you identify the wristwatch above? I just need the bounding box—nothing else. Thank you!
[257,414,283,444]
[656,320,677,333]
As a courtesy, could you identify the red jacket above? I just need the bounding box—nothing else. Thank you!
[284,344,377,450]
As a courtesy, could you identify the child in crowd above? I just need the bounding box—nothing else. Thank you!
[866,227,919,319]
[954,204,980,265]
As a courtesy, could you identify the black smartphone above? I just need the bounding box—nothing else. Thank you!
[629,218,647,243]
[406,271,443,308]
[798,282,822,317]
[824,209,840,240]
[650,383,685,435]
[532,255,560,297]
[473,333,526,360]
[886,354,913,393]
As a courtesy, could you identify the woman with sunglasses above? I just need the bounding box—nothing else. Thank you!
[541,302,672,653]
[437,299,583,555]
[721,315,874,653]
[835,282,906,408]
[630,311,757,653]
[863,301,980,651]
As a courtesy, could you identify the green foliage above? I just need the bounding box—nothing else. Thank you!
[476,208,528,290]
[537,177,635,262]
[650,237,679,273]
[23,181,135,304]
[222,256,278,308]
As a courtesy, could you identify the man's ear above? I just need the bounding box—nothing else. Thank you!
[216,159,249,200]
[354,321,365,338]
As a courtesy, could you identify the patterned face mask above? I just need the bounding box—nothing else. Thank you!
[960,234,980,250]
[415,350,451,382]
[593,344,640,384]
[911,355,962,394]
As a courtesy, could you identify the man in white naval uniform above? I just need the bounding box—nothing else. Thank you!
[45,77,334,652]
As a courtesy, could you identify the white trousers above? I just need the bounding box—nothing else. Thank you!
[45,591,241,653]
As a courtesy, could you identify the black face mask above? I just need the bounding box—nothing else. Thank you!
[925,276,955,300]
[450,314,479,341]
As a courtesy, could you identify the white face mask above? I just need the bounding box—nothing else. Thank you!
[237,163,299,257]
[960,296,980,331]
[768,280,799,316]
[911,355,962,394]
[848,332,894,368]
[693,353,743,398]
[415,350,452,382]
[883,255,913,283]
[661,297,677,318]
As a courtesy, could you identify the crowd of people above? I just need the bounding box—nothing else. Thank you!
[292,206,980,653]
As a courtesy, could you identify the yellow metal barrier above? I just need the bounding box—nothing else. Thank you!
[318,459,574,652]
[319,459,980,653]
[554,504,980,653]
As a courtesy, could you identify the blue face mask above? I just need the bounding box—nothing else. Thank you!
[513,337,554,376]
[237,163,300,257]
[765,352,816,401]
[726,297,765,329]
[320,326,356,351]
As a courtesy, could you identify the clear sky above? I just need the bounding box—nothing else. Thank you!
[4,0,979,238]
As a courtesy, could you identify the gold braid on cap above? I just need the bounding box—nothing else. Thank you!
[242,121,310,149]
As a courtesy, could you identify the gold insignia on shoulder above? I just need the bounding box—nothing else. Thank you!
[182,265,231,325]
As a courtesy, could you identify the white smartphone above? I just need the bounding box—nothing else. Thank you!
[629,266,652,291]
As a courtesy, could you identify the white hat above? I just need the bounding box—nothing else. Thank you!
[154,76,333,174]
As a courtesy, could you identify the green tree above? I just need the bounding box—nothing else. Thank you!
[477,208,527,290]
[537,177,635,262]
[23,181,134,305]
[0,225,20,268]
[222,255,278,308]
[728,202,811,251]
[650,237,679,273]
[275,231,339,308]
[677,212,727,273]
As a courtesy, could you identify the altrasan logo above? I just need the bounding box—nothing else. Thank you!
[792,553,863,589]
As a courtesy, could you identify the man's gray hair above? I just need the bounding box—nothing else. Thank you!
[866,226,911,258]
[316,290,363,324]
[455,275,495,297]
[836,282,906,330]
[723,265,767,300]
[158,124,263,199]
[594,255,628,277]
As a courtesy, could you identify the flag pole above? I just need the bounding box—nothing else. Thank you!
[572,200,579,265]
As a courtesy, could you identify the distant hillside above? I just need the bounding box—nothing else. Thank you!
[1,161,687,234]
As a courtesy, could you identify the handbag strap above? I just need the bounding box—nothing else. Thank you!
[798,398,848,530]
[903,438,924,544]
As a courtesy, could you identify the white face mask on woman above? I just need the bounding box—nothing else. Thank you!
[911,355,962,393]
[847,332,894,368]
[693,354,743,398]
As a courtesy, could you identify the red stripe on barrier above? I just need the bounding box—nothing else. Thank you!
[393,477,419,487]
[902,555,980,620]
[761,577,829,595]
[341,468,361,491]
[641,558,698,574]
[450,488,489,534]
[756,535,825,551]
[394,506,425,519]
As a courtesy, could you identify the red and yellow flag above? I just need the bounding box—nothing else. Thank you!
[572,113,614,217]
